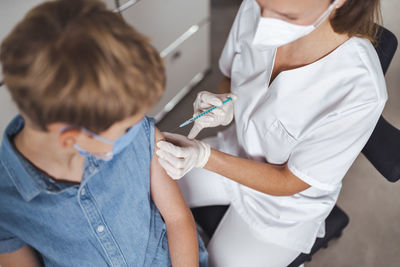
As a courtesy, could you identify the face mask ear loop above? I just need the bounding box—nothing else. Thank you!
[313,0,340,28]
[60,126,114,160]
[59,126,114,145]
[80,128,115,145]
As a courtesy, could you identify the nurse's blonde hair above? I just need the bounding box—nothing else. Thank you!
[330,0,382,44]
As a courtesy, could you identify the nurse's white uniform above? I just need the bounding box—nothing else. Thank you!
[179,0,387,265]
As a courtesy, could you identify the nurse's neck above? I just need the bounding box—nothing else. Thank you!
[284,19,349,64]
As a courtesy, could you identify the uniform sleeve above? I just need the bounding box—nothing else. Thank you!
[0,225,26,253]
[288,100,386,191]
[218,1,243,78]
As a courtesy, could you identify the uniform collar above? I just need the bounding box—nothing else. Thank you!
[0,115,98,201]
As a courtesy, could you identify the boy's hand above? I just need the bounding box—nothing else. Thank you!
[151,127,199,267]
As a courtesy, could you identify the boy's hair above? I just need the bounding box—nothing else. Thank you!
[0,0,165,133]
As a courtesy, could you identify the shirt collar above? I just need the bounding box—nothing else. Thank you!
[0,115,44,201]
[0,115,96,201]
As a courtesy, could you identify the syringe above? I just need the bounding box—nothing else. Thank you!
[178,97,233,128]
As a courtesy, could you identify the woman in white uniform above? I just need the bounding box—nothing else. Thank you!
[156,0,387,266]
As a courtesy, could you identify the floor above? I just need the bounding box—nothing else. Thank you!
[157,0,400,266]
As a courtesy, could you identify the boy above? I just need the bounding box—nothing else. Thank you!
[0,0,207,266]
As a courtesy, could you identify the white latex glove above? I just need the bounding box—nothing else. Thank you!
[156,132,211,180]
[188,91,237,139]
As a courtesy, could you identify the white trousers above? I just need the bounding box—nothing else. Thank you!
[178,167,303,267]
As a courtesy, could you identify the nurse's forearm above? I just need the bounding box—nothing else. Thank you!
[204,149,310,196]
[217,77,231,94]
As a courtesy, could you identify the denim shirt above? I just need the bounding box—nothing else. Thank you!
[0,115,207,266]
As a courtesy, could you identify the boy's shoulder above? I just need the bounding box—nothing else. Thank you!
[139,116,156,151]
[143,116,156,133]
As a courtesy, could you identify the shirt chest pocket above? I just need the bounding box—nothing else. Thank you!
[262,119,298,165]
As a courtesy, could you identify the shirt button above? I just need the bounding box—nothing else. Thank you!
[80,189,86,196]
[97,225,104,233]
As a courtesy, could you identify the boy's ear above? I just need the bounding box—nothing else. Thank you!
[47,123,80,148]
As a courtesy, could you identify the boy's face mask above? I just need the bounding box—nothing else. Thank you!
[253,0,339,49]
[64,118,143,161]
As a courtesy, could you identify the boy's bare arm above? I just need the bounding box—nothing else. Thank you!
[150,127,199,267]
[0,245,41,267]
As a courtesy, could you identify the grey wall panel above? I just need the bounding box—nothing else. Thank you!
[0,0,44,140]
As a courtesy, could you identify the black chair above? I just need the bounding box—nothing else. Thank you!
[191,25,398,267]
[363,24,400,182]
[362,27,400,183]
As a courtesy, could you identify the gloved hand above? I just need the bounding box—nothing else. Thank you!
[188,91,237,139]
[156,132,211,180]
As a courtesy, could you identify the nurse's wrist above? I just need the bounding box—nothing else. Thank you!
[202,148,219,171]
[194,140,211,168]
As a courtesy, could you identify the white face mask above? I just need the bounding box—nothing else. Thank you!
[253,0,339,49]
